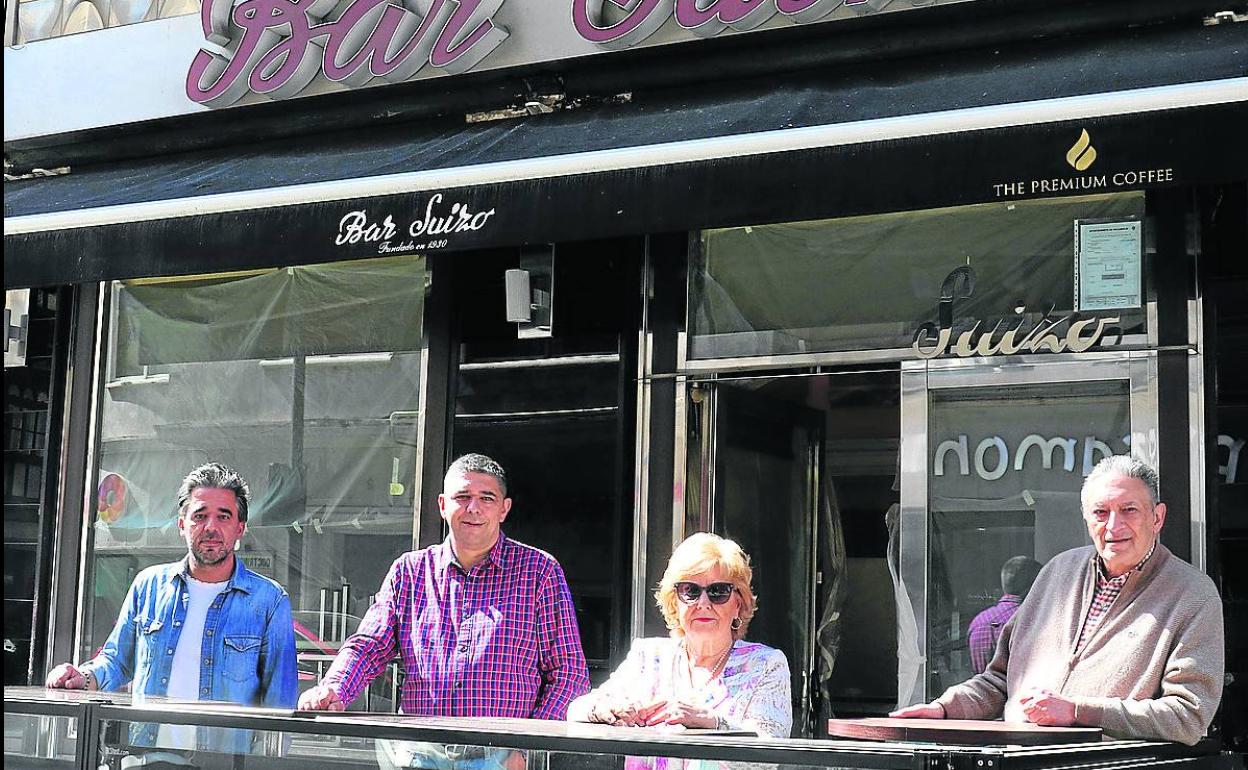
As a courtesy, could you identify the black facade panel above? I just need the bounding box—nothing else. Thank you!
[6,101,1247,289]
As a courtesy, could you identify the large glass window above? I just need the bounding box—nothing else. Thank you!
[924,379,1133,695]
[690,193,1147,360]
[82,255,426,709]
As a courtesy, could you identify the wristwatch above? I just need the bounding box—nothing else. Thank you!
[715,715,729,730]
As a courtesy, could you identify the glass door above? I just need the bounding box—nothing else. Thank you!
[897,352,1158,706]
[690,379,822,736]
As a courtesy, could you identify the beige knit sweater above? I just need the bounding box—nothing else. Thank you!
[935,544,1224,745]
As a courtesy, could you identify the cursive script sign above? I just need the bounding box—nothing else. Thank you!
[334,195,497,254]
[186,0,508,107]
[911,266,1122,359]
[572,0,870,48]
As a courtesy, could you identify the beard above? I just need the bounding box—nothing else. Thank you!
[191,540,230,566]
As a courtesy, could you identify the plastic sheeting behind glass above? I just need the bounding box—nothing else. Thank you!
[83,255,426,709]
[690,193,1147,360]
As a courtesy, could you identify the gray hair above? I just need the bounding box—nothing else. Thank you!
[177,462,251,522]
[446,453,507,496]
[1082,455,1160,507]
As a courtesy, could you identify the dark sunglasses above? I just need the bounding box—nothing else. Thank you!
[675,581,736,605]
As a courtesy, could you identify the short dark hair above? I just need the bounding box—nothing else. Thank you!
[445,453,507,496]
[1001,555,1042,596]
[177,462,251,522]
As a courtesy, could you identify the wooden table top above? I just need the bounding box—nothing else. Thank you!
[827,718,1103,746]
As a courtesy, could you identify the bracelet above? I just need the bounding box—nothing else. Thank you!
[715,715,728,730]
[80,668,96,690]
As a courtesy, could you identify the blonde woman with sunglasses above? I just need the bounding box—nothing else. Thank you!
[567,533,792,738]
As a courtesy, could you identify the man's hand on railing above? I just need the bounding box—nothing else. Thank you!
[46,663,96,690]
[888,702,945,719]
[298,683,346,711]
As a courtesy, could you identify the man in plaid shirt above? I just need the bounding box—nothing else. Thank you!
[966,556,1041,673]
[299,453,590,722]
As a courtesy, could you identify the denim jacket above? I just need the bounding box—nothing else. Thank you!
[83,556,298,751]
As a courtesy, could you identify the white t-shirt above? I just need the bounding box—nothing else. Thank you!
[155,575,229,750]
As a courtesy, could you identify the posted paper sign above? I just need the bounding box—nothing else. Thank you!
[1075,220,1142,311]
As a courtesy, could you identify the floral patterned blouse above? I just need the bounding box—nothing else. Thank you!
[567,637,792,738]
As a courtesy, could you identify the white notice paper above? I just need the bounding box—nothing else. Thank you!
[1075,220,1142,311]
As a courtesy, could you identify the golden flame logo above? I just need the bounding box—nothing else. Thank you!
[1066,129,1097,171]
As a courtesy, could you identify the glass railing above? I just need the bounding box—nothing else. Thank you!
[3,687,1219,770]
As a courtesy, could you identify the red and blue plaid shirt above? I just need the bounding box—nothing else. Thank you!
[324,534,590,718]
[966,594,1022,673]
[1076,539,1158,652]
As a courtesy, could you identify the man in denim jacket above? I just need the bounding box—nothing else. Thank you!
[46,462,298,755]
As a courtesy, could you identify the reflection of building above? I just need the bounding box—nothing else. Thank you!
[4,0,1246,750]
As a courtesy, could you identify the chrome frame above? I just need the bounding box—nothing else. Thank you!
[674,233,696,545]
[671,371,688,540]
[898,350,1161,705]
[412,259,433,551]
[103,282,121,384]
[43,284,102,670]
[673,314,692,543]
[801,422,821,734]
[1188,296,1206,573]
[630,254,655,639]
[699,383,718,534]
[68,283,110,662]
[897,360,929,709]
[679,336,1151,376]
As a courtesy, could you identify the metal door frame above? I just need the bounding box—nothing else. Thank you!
[689,376,823,735]
[897,350,1160,707]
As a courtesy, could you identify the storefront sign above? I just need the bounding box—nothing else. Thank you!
[183,0,950,108]
[188,0,508,107]
[572,0,868,48]
[911,266,1121,359]
[333,194,497,254]
[992,129,1176,199]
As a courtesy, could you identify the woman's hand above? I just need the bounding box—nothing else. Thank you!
[636,699,720,729]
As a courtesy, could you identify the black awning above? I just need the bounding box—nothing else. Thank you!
[5,22,1247,289]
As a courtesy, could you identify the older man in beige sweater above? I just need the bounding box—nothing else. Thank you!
[892,455,1224,745]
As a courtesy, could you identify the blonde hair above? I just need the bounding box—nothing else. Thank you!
[654,532,756,640]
